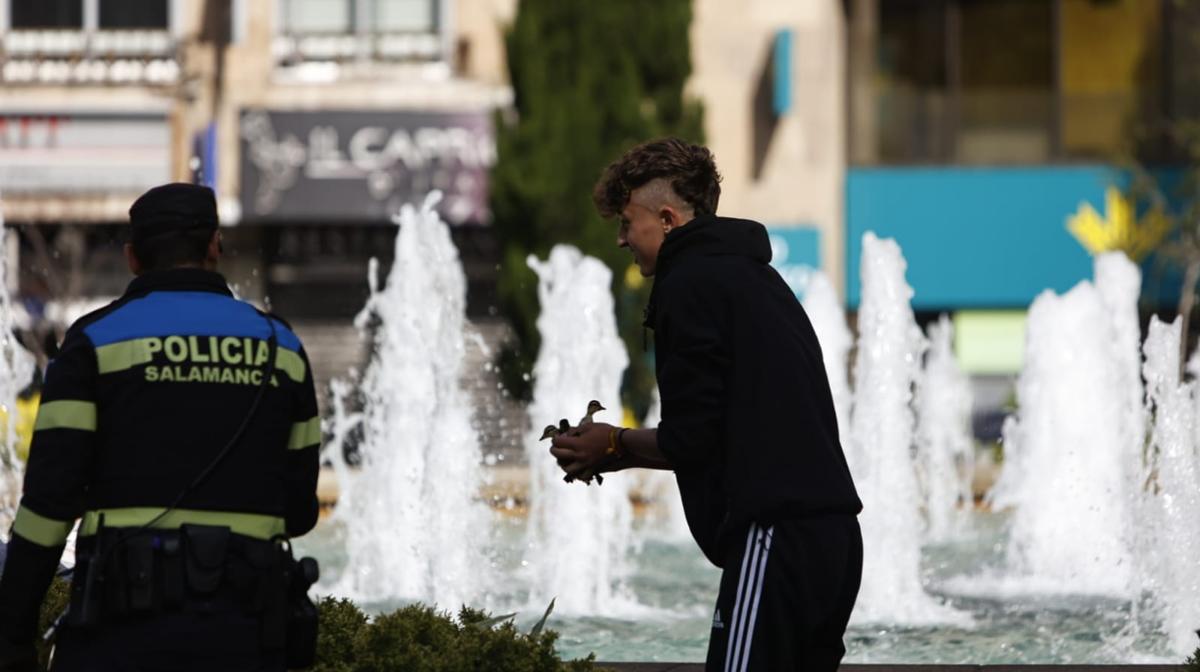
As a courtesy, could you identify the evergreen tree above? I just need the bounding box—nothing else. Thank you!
[491,0,703,416]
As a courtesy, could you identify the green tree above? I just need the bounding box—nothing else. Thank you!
[1124,3,1200,368]
[490,0,703,415]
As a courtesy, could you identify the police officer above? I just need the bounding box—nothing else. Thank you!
[0,183,321,671]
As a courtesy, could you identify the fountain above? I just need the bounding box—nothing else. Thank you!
[324,192,494,610]
[272,212,1200,661]
[802,271,853,441]
[1140,316,1200,653]
[523,245,637,615]
[0,203,35,528]
[914,315,974,542]
[990,253,1140,597]
[846,232,966,625]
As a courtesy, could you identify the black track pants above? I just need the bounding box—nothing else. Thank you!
[705,515,863,672]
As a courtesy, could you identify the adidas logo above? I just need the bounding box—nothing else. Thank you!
[711,608,725,630]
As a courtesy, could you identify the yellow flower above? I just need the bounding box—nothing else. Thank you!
[1067,186,1170,262]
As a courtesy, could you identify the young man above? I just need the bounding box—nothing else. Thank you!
[0,183,321,671]
[550,138,863,671]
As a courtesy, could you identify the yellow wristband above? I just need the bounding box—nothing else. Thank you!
[606,427,626,457]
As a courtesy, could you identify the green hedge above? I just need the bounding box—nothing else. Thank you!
[36,581,598,671]
[311,597,599,672]
[37,578,71,669]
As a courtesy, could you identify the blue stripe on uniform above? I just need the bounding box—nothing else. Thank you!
[84,292,301,351]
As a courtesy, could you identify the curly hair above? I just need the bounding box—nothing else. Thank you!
[592,138,722,219]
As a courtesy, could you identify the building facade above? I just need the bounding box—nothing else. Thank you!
[689,0,847,301]
[0,0,514,356]
[844,0,1198,375]
[5,0,1194,420]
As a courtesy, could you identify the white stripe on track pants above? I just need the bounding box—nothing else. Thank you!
[704,515,862,672]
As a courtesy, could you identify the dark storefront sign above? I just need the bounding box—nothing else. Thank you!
[239,109,495,225]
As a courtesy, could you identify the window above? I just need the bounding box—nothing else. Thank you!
[275,0,442,65]
[371,0,435,32]
[98,0,169,29]
[281,0,352,34]
[10,0,83,28]
[957,0,1054,163]
[848,0,1170,165]
[8,0,169,31]
[872,0,949,163]
[280,0,437,34]
[279,0,436,33]
[1059,0,1164,161]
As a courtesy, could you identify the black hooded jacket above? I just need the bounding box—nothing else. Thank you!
[647,215,862,566]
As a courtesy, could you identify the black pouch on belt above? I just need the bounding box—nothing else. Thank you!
[123,535,157,612]
[242,535,282,614]
[67,547,102,628]
[256,543,288,651]
[160,534,184,609]
[181,524,230,595]
[102,532,130,616]
[281,542,319,669]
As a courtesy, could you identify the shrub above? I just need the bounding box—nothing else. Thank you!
[36,582,597,671]
[312,598,600,672]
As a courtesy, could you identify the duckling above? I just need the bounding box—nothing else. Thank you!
[565,471,602,486]
[578,400,606,426]
[552,415,605,486]
[570,401,607,485]
[542,423,601,483]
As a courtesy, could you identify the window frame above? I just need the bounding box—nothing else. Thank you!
[846,0,1176,167]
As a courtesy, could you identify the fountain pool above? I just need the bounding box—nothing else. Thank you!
[296,506,1179,664]
[297,205,1194,663]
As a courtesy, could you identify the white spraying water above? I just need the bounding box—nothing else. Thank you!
[802,271,853,442]
[0,204,35,528]
[990,254,1138,597]
[848,233,964,625]
[1139,317,1200,653]
[327,193,493,610]
[914,315,974,542]
[1097,254,1148,481]
[524,245,637,615]
[637,389,691,543]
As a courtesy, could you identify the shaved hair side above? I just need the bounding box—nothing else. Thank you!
[630,178,694,218]
[593,138,722,219]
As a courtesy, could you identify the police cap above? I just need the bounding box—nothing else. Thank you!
[129,183,218,244]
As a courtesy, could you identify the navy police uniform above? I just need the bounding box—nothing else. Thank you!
[0,185,320,671]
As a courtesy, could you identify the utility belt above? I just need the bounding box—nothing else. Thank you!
[68,516,318,667]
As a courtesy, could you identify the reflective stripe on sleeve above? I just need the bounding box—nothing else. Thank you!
[275,348,307,383]
[287,416,321,450]
[11,506,74,547]
[80,508,286,540]
[33,400,97,432]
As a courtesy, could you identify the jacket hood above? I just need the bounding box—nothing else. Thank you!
[644,215,772,330]
[655,215,772,275]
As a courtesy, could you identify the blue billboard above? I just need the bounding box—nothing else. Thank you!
[845,166,1164,309]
